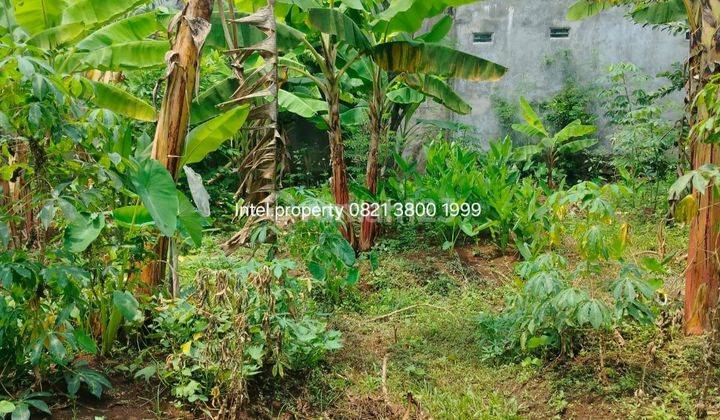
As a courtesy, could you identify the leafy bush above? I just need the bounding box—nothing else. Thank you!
[380,138,560,252]
[478,181,665,359]
[136,258,341,406]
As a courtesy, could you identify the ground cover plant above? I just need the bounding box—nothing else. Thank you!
[0,0,719,418]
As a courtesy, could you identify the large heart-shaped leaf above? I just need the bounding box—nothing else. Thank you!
[181,105,251,166]
[177,192,203,247]
[64,213,106,253]
[128,158,178,236]
[112,290,143,322]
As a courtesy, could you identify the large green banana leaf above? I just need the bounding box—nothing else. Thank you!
[181,105,251,166]
[405,74,471,114]
[61,0,150,26]
[372,40,506,82]
[566,0,614,20]
[279,89,325,118]
[190,77,241,125]
[27,22,85,49]
[11,0,64,34]
[81,40,168,70]
[307,8,372,51]
[416,15,453,42]
[82,78,157,122]
[76,11,167,51]
[374,0,476,35]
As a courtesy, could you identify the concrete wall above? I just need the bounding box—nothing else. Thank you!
[442,0,688,143]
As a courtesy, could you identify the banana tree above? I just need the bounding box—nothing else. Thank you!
[512,97,596,189]
[567,0,713,334]
[304,2,506,250]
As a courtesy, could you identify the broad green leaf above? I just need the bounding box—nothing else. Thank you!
[11,0,64,35]
[557,138,597,154]
[61,0,150,26]
[341,0,365,11]
[566,0,613,20]
[64,213,105,253]
[177,192,203,247]
[76,11,167,51]
[25,399,50,415]
[279,89,321,118]
[129,158,178,236]
[513,145,542,161]
[83,79,157,121]
[372,40,506,82]
[406,74,471,114]
[190,77,240,124]
[516,97,547,137]
[81,40,168,71]
[375,0,477,34]
[630,0,685,25]
[308,261,326,280]
[387,87,424,104]
[181,105,251,166]
[554,120,596,143]
[329,238,356,266]
[307,8,372,51]
[74,330,98,354]
[27,22,85,49]
[112,205,154,227]
[0,401,15,415]
[10,403,29,420]
[341,106,368,126]
[417,14,453,42]
[112,290,143,321]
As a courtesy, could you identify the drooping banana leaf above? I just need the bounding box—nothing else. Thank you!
[181,105,251,166]
[81,78,157,121]
[372,40,506,82]
[405,74,471,115]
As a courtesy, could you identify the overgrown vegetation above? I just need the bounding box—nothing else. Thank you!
[0,0,717,418]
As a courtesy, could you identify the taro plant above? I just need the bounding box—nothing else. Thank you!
[512,97,597,189]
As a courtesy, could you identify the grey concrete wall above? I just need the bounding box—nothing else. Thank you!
[443,0,688,143]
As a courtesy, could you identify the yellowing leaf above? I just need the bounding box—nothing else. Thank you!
[181,341,192,355]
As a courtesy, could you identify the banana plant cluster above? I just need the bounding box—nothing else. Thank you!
[260,0,506,250]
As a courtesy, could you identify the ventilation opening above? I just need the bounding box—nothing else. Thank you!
[550,27,570,38]
[472,32,493,43]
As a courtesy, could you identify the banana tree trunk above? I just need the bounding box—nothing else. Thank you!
[685,1,720,334]
[140,0,213,289]
[327,81,356,247]
[359,68,384,251]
